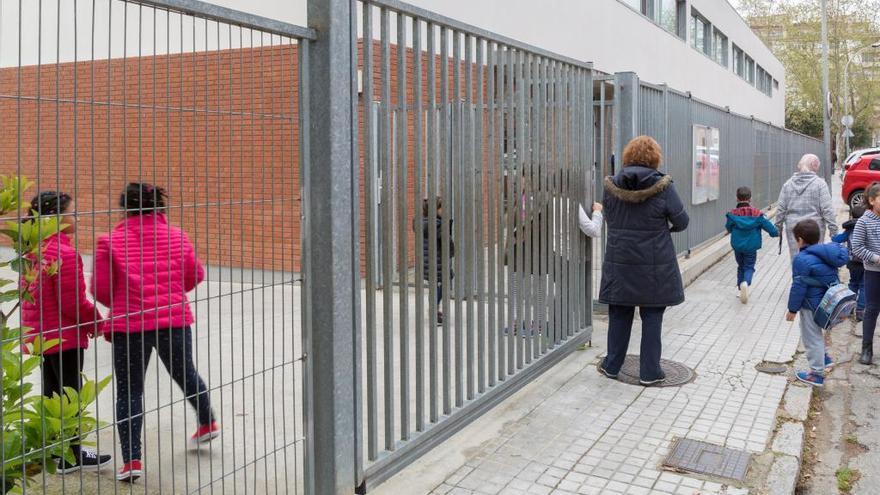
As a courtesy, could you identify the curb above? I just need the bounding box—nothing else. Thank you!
[761,384,811,494]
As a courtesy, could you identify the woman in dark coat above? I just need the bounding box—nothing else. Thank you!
[598,136,689,386]
[418,197,454,324]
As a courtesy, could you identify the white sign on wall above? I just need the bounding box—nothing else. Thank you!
[692,125,720,205]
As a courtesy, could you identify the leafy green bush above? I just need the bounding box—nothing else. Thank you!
[0,175,109,494]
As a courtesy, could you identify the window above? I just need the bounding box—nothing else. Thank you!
[656,0,684,38]
[756,68,773,97]
[691,9,711,56]
[712,29,728,66]
[745,55,755,85]
[870,158,880,171]
[733,45,744,77]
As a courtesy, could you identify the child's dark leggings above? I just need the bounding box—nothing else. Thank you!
[863,271,880,346]
[42,348,84,456]
[113,327,214,462]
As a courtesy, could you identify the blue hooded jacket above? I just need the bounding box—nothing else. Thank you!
[788,243,849,313]
[725,205,779,252]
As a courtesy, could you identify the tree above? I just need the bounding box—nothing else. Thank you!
[739,0,880,148]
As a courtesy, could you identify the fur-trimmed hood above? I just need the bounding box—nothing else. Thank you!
[604,165,673,203]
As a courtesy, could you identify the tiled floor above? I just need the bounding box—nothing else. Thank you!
[430,232,798,495]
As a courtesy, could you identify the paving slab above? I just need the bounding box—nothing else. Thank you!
[771,423,804,459]
[781,385,812,421]
[377,227,799,494]
[764,455,799,495]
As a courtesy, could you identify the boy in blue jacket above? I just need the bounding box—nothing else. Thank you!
[832,205,866,320]
[726,186,779,304]
[786,219,849,387]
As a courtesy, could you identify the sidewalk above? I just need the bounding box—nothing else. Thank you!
[378,229,802,494]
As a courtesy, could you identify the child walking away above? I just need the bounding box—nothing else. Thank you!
[786,219,848,386]
[725,187,779,304]
[851,183,880,365]
[418,197,454,325]
[832,204,866,321]
[20,192,112,473]
[92,183,219,482]
[578,202,604,238]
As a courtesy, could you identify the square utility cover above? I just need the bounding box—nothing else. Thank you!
[663,438,751,482]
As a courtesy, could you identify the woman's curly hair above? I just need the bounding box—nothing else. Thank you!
[622,135,663,169]
[120,183,167,215]
[29,191,72,217]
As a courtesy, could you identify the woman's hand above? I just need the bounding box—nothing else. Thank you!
[592,202,603,213]
[785,311,797,322]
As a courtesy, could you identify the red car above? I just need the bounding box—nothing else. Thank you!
[843,153,880,209]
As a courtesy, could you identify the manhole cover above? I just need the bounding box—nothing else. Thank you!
[600,355,695,387]
[755,362,788,374]
[663,438,751,482]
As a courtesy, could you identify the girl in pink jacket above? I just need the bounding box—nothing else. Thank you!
[21,192,112,473]
[92,183,218,482]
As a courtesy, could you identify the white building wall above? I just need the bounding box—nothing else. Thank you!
[0,0,784,124]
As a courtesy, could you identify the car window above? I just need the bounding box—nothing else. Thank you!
[870,158,880,171]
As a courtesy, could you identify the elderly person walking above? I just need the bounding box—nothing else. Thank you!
[776,154,838,258]
[597,136,689,386]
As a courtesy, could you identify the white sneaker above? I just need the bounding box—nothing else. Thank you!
[739,282,749,304]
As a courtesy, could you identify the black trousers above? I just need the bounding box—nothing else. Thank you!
[42,348,85,455]
[602,305,666,381]
[113,327,214,462]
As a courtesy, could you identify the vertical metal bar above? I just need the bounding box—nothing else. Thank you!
[522,51,534,365]
[426,21,439,424]
[412,15,426,434]
[379,6,395,452]
[504,46,515,377]
[552,60,562,348]
[350,0,364,482]
[538,56,550,357]
[495,44,507,382]
[527,52,538,363]
[464,33,475,400]
[475,38,486,394]
[452,29,464,407]
[396,8,411,443]
[486,41,498,387]
[361,1,379,463]
[439,25,452,415]
[515,48,525,369]
[305,0,358,488]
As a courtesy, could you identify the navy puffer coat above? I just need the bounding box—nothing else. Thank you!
[598,165,689,307]
[787,243,848,313]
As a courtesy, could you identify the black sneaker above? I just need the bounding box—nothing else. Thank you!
[597,363,618,379]
[639,372,667,387]
[57,448,112,474]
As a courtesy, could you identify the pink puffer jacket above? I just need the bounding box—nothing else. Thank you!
[21,233,101,354]
[92,213,204,334]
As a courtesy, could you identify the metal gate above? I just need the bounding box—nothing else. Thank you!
[0,0,312,492]
[351,0,594,489]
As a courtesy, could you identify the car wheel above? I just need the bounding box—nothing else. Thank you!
[850,190,865,210]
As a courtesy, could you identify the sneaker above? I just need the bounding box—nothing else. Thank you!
[56,448,112,474]
[597,363,618,379]
[796,370,825,387]
[739,282,749,304]
[640,373,667,387]
[436,312,444,326]
[116,460,143,482]
[189,422,221,448]
[824,354,835,370]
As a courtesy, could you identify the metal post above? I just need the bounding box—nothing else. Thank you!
[614,72,639,167]
[820,0,833,185]
[306,0,358,493]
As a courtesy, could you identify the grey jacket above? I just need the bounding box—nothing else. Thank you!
[775,172,838,256]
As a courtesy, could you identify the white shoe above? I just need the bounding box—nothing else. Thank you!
[739,282,749,304]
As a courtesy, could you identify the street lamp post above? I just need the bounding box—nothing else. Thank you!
[843,41,880,155]
[821,0,832,184]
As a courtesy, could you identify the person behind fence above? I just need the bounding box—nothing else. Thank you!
[578,202,604,239]
[785,219,848,387]
[597,135,689,386]
[417,197,454,325]
[832,204,867,321]
[20,192,112,474]
[92,183,219,482]
[775,153,839,259]
[725,186,779,304]
[850,182,880,365]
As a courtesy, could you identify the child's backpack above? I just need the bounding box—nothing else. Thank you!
[800,276,858,329]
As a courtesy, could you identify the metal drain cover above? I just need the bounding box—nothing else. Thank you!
[755,362,788,374]
[663,438,751,482]
[602,355,695,387]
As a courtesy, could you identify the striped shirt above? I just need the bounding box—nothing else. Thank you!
[851,210,880,271]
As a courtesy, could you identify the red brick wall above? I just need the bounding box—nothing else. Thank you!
[0,41,499,274]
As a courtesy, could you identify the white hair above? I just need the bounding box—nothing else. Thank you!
[797,154,821,173]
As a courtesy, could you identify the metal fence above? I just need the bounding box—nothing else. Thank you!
[634,77,824,255]
[0,0,312,493]
[352,0,593,488]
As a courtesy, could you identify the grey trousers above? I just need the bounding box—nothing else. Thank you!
[799,309,825,374]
